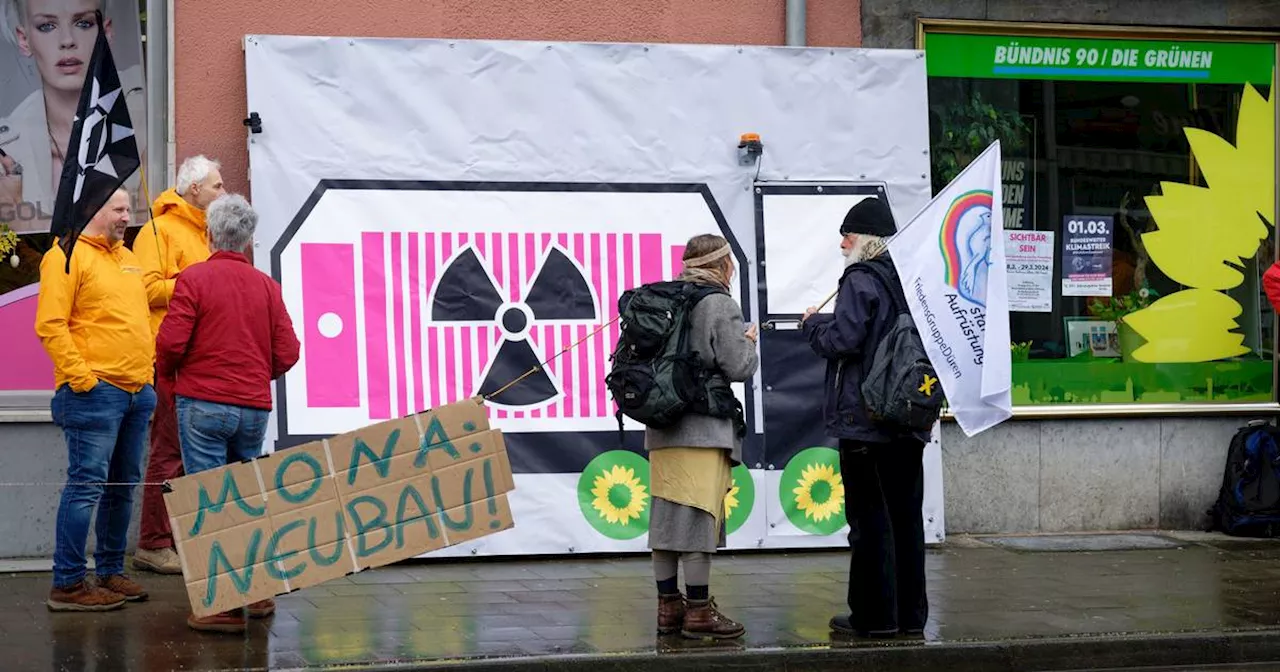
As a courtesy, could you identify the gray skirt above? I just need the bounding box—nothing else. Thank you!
[648,497,727,553]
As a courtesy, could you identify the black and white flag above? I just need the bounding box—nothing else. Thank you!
[50,10,141,271]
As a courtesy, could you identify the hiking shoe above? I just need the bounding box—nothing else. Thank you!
[97,574,148,602]
[188,609,247,633]
[681,597,745,640]
[132,547,182,574]
[47,581,127,612]
[657,593,685,635]
[829,613,896,638]
[246,598,275,618]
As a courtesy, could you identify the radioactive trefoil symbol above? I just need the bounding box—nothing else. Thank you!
[430,244,598,406]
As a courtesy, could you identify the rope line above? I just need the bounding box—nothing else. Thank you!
[481,316,620,402]
[2,317,623,489]
[0,482,172,488]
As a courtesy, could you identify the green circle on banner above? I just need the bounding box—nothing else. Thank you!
[724,464,755,535]
[779,447,846,535]
[578,450,651,540]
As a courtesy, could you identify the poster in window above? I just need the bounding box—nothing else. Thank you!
[0,0,146,234]
[1005,230,1053,312]
[1061,215,1113,297]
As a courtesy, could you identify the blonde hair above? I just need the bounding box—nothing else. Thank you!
[4,0,107,48]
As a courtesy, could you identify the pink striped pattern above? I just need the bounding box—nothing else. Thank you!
[669,244,686,278]
[361,233,390,419]
[408,233,426,413]
[300,243,360,408]
[300,231,672,421]
[390,233,407,419]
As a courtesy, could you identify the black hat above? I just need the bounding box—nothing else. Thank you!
[840,197,896,237]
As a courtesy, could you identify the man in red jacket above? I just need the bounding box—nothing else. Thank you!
[155,193,301,633]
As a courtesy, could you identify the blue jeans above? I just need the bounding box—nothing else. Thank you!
[175,396,269,475]
[51,381,157,588]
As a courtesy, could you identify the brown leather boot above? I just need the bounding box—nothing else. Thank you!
[657,593,685,634]
[47,581,126,612]
[681,597,745,639]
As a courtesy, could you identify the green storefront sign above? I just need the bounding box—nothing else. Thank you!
[925,33,1275,84]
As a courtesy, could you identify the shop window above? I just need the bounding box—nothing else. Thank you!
[921,23,1277,408]
[0,1,149,411]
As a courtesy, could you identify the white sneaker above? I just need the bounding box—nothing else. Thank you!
[132,547,182,574]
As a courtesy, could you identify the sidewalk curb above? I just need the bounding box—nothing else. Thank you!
[312,628,1280,672]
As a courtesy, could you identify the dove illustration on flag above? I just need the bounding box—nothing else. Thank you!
[888,141,1012,436]
[49,10,141,271]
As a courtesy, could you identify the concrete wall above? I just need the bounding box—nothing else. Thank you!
[0,422,144,558]
[942,417,1242,533]
[861,0,1280,49]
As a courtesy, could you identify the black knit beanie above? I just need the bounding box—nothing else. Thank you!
[839,197,896,237]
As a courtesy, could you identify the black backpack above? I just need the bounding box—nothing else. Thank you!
[605,281,743,436]
[1207,421,1280,537]
[854,258,945,433]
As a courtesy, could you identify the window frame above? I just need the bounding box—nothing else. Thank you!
[0,2,157,423]
[917,18,1280,419]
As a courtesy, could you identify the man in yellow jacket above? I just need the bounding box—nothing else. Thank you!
[129,155,224,574]
[35,188,157,612]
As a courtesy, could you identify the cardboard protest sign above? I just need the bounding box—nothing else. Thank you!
[163,397,515,617]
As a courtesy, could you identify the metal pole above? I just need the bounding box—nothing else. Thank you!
[144,0,169,198]
[785,0,806,46]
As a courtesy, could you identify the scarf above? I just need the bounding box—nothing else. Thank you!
[678,266,729,289]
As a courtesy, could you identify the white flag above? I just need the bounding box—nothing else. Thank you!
[888,142,1012,436]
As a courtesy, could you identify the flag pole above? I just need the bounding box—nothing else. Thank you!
[792,145,1000,327]
[814,286,838,312]
[139,164,160,270]
[885,140,1002,248]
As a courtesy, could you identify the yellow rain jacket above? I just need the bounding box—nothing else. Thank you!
[131,188,211,337]
[35,235,154,393]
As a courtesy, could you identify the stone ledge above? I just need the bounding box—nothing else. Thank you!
[368,629,1280,672]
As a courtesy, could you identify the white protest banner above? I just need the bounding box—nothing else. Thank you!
[888,142,1013,436]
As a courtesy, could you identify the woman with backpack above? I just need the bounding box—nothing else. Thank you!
[645,233,758,640]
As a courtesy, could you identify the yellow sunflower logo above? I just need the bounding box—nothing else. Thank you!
[792,463,844,523]
[723,482,741,518]
[591,464,649,525]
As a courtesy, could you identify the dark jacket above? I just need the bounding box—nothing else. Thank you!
[156,251,301,410]
[801,254,928,444]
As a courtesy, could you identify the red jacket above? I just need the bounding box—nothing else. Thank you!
[156,251,300,410]
[1265,262,1280,313]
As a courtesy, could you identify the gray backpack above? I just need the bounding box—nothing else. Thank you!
[855,258,944,432]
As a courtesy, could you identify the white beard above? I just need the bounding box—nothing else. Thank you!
[842,249,858,268]
[843,235,887,267]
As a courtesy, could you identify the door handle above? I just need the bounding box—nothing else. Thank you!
[761,319,802,331]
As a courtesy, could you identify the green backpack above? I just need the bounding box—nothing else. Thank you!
[605,281,743,435]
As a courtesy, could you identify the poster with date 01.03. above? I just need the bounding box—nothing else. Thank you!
[1061,215,1113,297]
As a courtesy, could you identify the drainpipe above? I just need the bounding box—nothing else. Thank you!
[144,0,171,194]
[786,0,806,46]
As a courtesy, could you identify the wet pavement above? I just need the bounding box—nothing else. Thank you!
[6,532,1280,671]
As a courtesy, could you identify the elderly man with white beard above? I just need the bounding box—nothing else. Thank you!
[799,196,930,640]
